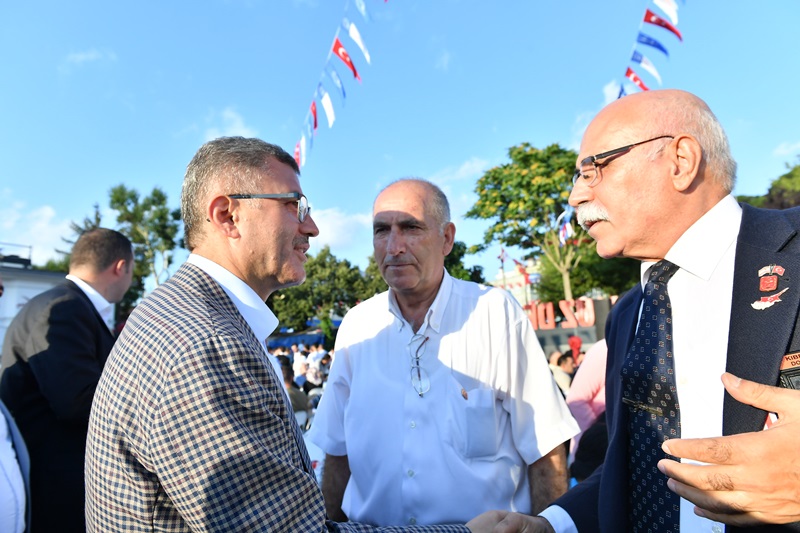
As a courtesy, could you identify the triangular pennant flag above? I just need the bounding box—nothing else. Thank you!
[300,135,307,167]
[637,32,669,57]
[327,65,346,102]
[653,0,679,25]
[332,36,361,81]
[644,8,683,41]
[625,67,650,91]
[306,121,313,149]
[318,85,335,128]
[631,51,662,85]
[294,141,301,167]
[310,100,318,131]
[343,19,371,64]
[353,0,371,22]
[618,83,627,99]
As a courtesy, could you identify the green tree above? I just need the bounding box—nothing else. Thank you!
[466,143,593,301]
[738,158,800,209]
[267,246,364,342]
[357,255,388,301]
[444,241,485,283]
[109,185,182,316]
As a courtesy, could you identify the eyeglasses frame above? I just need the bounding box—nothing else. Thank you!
[572,135,674,188]
[410,335,430,397]
[228,192,310,223]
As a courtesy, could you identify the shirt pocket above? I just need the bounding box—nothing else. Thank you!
[445,376,501,458]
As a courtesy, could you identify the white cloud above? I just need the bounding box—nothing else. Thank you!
[429,157,489,185]
[774,141,800,157]
[602,80,620,106]
[204,107,258,141]
[307,207,373,268]
[0,198,73,266]
[59,48,117,74]
[434,49,451,71]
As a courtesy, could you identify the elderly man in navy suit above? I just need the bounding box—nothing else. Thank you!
[484,90,800,532]
[0,228,133,533]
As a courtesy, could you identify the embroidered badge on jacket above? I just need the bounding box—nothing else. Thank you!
[751,264,788,310]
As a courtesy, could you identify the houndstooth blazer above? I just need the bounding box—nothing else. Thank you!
[85,263,469,532]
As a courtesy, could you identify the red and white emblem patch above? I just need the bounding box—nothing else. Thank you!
[752,264,788,310]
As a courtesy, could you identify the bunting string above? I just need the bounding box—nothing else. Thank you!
[617,0,686,98]
[293,0,385,168]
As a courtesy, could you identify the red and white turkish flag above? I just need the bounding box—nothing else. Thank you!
[625,67,650,92]
[332,37,361,81]
[644,9,683,41]
[310,100,318,131]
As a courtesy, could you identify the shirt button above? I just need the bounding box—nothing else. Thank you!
[410,421,416,429]
[409,517,417,525]
[407,469,415,477]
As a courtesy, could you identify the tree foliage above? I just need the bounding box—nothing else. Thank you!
[466,143,595,300]
[36,203,104,273]
[444,241,485,284]
[109,185,182,316]
[738,158,800,209]
[267,246,365,339]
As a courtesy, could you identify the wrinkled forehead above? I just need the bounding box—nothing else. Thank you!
[373,183,429,219]
[578,102,648,161]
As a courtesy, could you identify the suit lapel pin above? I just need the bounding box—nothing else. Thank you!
[752,264,788,310]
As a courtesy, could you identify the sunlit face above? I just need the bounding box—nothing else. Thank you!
[235,160,319,296]
[568,106,672,262]
[372,182,454,298]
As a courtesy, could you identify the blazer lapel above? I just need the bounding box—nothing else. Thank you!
[724,205,800,435]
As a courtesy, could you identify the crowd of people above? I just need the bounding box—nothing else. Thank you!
[0,89,799,532]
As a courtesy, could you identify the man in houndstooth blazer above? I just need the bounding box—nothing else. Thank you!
[85,137,514,532]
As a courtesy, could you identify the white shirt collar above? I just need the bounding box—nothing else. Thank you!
[641,194,742,283]
[65,274,114,329]
[387,268,452,334]
[186,254,279,348]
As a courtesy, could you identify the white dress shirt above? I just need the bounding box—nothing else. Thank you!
[309,270,578,526]
[66,274,114,331]
[542,195,741,533]
[0,410,25,533]
[186,254,281,376]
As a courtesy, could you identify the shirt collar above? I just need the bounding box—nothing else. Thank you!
[641,194,742,284]
[387,268,452,334]
[187,254,279,348]
[65,274,114,328]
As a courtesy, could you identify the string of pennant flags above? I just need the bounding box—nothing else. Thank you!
[293,0,387,168]
[618,0,685,98]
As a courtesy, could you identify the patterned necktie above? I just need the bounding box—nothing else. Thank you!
[622,260,681,532]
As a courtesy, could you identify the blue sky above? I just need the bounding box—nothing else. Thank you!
[1,0,799,285]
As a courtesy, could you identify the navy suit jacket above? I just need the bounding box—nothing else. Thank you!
[555,204,800,532]
[0,279,114,532]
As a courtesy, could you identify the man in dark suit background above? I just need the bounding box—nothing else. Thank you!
[486,90,800,532]
[0,228,133,532]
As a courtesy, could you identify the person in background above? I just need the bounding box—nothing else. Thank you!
[0,228,133,533]
[565,339,607,456]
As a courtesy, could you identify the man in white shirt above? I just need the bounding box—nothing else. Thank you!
[493,90,800,532]
[0,228,133,532]
[308,179,578,527]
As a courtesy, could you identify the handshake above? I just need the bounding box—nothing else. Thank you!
[467,511,554,533]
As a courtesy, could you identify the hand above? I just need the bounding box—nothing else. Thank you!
[466,511,555,533]
[658,372,800,526]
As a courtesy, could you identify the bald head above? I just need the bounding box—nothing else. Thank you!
[588,90,736,191]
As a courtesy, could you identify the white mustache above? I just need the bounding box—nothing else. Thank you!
[576,203,610,231]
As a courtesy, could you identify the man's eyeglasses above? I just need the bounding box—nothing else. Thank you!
[572,135,674,188]
[410,335,431,397]
[228,192,310,223]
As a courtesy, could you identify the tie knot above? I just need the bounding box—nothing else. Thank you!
[648,259,679,284]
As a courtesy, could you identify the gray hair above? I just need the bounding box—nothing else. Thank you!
[647,95,737,191]
[181,137,299,250]
[377,178,451,233]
